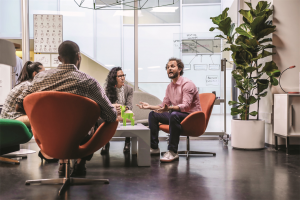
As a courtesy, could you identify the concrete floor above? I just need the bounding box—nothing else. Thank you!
[0,140,300,200]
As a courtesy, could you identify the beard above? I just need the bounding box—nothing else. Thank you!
[168,71,179,79]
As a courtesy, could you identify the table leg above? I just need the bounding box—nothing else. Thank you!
[286,137,290,155]
[275,135,278,151]
[132,137,137,155]
[137,134,150,166]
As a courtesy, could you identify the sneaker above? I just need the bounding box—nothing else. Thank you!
[150,148,160,155]
[160,151,179,163]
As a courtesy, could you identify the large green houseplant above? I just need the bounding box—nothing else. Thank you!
[209,1,280,121]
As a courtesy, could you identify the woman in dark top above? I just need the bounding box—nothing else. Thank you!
[101,67,133,154]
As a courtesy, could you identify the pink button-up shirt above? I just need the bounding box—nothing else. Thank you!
[159,76,201,113]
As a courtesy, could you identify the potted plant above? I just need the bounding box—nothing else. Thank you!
[209,1,280,149]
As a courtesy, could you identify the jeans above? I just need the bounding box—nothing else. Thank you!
[148,111,189,153]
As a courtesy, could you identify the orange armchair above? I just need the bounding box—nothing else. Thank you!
[23,91,118,196]
[159,93,216,158]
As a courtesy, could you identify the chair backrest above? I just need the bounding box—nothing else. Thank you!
[132,91,162,120]
[23,91,102,159]
[199,93,216,128]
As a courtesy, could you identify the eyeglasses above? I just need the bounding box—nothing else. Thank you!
[117,74,126,79]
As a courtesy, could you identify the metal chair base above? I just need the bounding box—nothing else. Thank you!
[0,156,20,164]
[161,136,216,159]
[25,160,109,196]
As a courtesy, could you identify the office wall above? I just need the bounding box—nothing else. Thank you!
[80,53,109,87]
[272,0,300,145]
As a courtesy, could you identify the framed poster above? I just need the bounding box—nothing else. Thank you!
[51,54,61,67]
[194,64,207,70]
[34,54,51,67]
[33,14,63,53]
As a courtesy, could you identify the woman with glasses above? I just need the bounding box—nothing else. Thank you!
[101,67,133,154]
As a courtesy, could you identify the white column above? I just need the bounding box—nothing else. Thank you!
[134,1,138,91]
[21,0,30,63]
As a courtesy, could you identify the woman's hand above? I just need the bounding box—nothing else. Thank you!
[136,102,151,109]
[112,104,121,115]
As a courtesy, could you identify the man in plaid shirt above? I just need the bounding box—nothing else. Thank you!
[16,40,117,176]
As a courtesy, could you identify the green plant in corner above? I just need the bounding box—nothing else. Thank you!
[209,1,280,120]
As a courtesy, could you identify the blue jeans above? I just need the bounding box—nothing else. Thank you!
[148,111,189,153]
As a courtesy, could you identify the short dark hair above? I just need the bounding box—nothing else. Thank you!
[58,40,80,64]
[166,57,184,76]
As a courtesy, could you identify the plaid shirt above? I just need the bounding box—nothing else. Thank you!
[15,64,117,122]
[0,81,31,119]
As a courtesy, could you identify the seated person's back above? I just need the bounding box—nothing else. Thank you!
[16,40,117,123]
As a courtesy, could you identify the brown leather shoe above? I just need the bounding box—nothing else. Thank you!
[71,160,86,177]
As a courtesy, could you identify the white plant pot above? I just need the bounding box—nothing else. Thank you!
[231,119,265,150]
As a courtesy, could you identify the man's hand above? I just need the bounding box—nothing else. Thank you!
[136,102,151,109]
[155,104,169,113]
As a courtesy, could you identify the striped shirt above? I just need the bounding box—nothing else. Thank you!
[15,64,117,122]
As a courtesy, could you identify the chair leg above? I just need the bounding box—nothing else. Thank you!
[161,137,216,157]
[0,156,20,164]
[25,159,109,196]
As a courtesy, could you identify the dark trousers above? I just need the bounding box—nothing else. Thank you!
[148,111,189,153]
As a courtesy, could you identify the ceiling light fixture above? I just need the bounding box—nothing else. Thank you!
[74,0,179,10]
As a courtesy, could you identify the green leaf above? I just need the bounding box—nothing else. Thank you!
[219,17,232,36]
[260,50,275,58]
[232,73,243,80]
[236,27,254,38]
[256,1,269,13]
[239,10,254,23]
[249,111,258,116]
[214,34,226,39]
[249,96,257,104]
[251,54,262,62]
[271,69,281,77]
[258,91,268,97]
[250,16,266,35]
[245,67,257,73]
[245,2,253,10]
[252,73,263,79]
[261,44,276,50]
[262,61,278,72]
[270,77,279,86]
[257,27,276,39]
[238,95,247,103]
[257,64,263,69]
[231,107,242,116]
[228,101,240,105]
[222,47,231,51]
[209,27,216,31]
[259,38,272,44]
[257,79,269,93]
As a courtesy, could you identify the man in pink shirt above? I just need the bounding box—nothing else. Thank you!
[136,58,201,162]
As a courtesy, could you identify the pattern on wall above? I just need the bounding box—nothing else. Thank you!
[33,14,63,53]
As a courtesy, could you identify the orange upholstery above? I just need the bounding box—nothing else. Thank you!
[23,91,118,159]
[159,93,215,137]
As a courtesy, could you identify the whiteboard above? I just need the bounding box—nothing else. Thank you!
[33,14,63,53]
[0,64,12,105]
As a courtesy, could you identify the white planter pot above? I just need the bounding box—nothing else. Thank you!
[231,119,265,150]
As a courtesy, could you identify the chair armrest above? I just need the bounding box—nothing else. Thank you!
[78,120,118,158]
[180,111,206,137]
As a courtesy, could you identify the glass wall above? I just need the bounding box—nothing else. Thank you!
[0,0,21,38]
[1,0,239,133]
